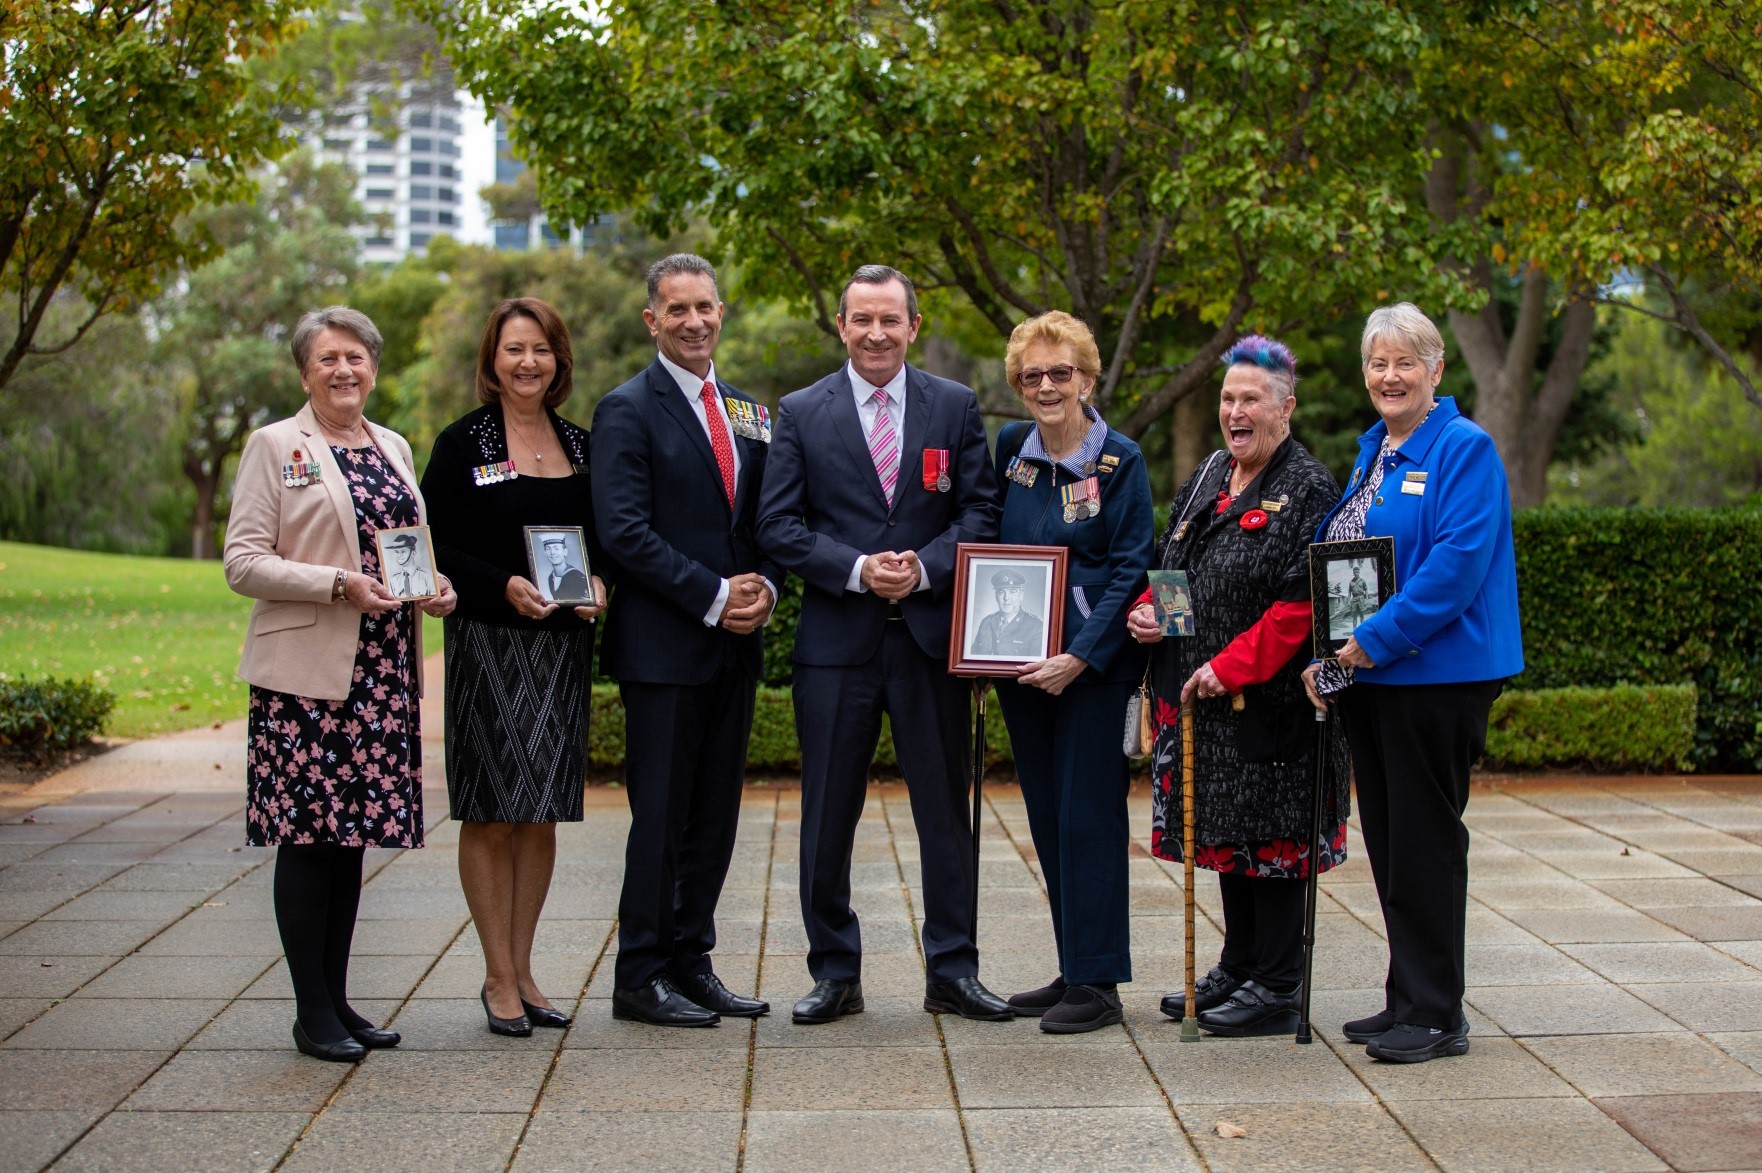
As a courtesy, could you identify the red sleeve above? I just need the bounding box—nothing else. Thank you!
[1210,600,1312,692]
[1134,586,1152,608]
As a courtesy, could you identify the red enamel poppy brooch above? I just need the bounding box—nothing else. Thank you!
[1240,509,1269,530]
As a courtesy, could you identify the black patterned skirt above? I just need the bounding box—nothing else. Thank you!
[443,616,591,823]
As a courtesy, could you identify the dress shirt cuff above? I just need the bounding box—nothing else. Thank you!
[847,555,868,594]
[761,578,779,628]
[913,563,931,592]
[703,578,731,626]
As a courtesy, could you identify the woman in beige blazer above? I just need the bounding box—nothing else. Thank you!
[224,306,457,1063]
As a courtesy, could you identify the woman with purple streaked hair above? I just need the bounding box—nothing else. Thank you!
[1127,334,1351,1038]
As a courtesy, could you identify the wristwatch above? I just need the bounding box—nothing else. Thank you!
[332,569,348,602]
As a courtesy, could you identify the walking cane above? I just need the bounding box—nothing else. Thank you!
[1296,705,1329,1044]
[970,679,988,941]
[1180,697,1201,1042]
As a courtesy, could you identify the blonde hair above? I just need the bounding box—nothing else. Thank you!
[1361,303,1445,372]
[1005,311,1103,387]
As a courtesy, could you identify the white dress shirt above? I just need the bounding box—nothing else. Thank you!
[843,362,930,594]
[654,351,772,626]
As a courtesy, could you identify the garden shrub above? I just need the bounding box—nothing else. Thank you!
[1483,684,1696,773]
[0,676,116,756]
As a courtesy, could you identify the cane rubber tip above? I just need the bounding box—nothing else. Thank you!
[1180,1017,1201,1042]
[1296,1026,1313,1044]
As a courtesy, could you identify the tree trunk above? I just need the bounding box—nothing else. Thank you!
[191,468,221,560]
[1172,386,1211,490]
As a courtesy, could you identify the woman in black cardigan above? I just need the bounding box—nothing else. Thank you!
[421,297,605,1037]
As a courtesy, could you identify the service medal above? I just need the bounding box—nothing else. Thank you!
[923,448,951,492]
[936,473,951,492]
[1063,503,1078,523]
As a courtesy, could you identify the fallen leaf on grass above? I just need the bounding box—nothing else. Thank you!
[1214,1121,1246,1139]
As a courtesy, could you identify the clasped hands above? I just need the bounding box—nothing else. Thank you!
[504,575,610,622]
[344,571,457,618]
[861,550,921,601]
[719,572,774,635]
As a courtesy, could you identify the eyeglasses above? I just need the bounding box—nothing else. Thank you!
[1017,365,1078,389]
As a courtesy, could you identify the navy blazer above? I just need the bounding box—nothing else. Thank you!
[590,358,782,686]
[757,363,1001,666]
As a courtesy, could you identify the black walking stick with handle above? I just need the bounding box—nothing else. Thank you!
[1296,705,1329,1044]
[970,679,987,940]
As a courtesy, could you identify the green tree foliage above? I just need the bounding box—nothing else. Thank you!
[424,0,1470,438]
[157,153,361,559]
[0,0,299,392]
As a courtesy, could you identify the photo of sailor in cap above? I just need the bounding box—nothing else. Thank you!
[531,529,591,604]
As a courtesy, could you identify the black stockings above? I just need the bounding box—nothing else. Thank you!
[274,843,370,1044]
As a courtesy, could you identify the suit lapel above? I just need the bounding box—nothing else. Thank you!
[650,360,727,509]
[296,403,364,568]
[825,368,892,511]
[366,421,424,523]
[898,365,935,502]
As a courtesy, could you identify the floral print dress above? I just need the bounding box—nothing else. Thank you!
[245,444,423,848]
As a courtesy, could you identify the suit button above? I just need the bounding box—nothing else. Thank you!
[887,518,896,526]
[1374,496,1384,506]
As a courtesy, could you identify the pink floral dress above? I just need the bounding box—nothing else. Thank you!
[245,444,423,848]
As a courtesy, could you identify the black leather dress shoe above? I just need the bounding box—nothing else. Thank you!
[1040,985,1123,1034]
[1341,1008,1397,1044]
[521,1000,573,1029]
[1196,980,1301,1037]
[347,1025,401,1049]
[924,976,1015,1021]
[678,972,769,1018]
[792,978,864,1024]
[611,977,720,1027]
[1160,965,1246,1019]
[293,1021,367,1063]
[1365,1020,1470,1063]
[481,986,533,1037]
[1007,977,1068,1017]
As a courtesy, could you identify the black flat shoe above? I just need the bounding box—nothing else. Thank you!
[1197,980,1301,1037]
[481,986,533,1037]
[348,1025,401,1049]
[1007,977,1068,1017]
[1160,965,1246,1019]
[521,1000,573,1029]
[1341,1008,1397,1044]
[924,976,1015,1021]
[1040,985,1123,1035]
[611,977,719,1027]
[677,971,769,1018]
[1365,1020,1470,1063]
[792,978,864,1025]
[293,1021,367,1063]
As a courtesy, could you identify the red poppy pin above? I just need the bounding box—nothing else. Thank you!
[1240,509,1269,530]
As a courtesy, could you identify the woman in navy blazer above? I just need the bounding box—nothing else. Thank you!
[1304,302,1524,1063]
[991,311,1154,1033]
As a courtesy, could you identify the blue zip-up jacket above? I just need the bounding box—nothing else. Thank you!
[1315,397,1524,685]
[994,420,1153,683]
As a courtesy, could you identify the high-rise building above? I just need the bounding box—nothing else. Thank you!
[313,91,473,262]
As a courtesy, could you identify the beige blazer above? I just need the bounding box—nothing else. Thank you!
[223,402,427,701]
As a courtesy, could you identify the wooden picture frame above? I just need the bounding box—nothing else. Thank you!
[524,526,596,607]
[949,543,1069,677]
[1309,536,1396,658]
[375,524,440,601]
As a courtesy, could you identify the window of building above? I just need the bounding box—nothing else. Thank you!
[322,138,352,151]
[437,211,456,226]
[365,162,394,176]
[439,138,459,157]
[365,187,394,200]
[439,115,460,134]
[409,136,433,153]
[438,163,457,180]
[409,184,432,200]
[365,235,394,247]
[410,232,433,248]
[408,111,433,129]
[437,187,456,203]
[409,208,433,224]
[409,160,432,176]
[366,138,394,151]
[495,224,530,250]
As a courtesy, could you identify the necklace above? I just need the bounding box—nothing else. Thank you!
[318,416,368,448]
[505,410,549,464]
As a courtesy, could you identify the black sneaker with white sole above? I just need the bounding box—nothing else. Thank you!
[1365,1020,1470,1063]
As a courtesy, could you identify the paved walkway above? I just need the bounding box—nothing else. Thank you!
[4,721,1762,1170]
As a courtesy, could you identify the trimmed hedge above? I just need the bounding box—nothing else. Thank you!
[1514,509,1762,771]
[0,676,116,756]
[1484,684,1696,773]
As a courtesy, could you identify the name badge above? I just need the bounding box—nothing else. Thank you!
[1401,480,1426,496]
[1404,470,1427,482]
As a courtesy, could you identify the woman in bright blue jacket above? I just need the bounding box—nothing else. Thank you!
[991,311,1154,1034]
[1304,302,1523,1064]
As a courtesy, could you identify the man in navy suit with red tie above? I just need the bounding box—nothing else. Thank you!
[591,254,779,1027]
[757,265,1012,1024]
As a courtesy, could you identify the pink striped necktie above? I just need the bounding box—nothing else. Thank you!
[867,387,899,504]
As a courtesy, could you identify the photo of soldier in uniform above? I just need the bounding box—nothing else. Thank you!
[524,526,594,606]
[1327,556,1378,639]
[963,561,1051,662]
[375,525,438,600]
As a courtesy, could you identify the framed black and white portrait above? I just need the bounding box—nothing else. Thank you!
[375,525,439,600]
[524,526,595,607]
[949,543,1068,676]
[1309,536,1396,658]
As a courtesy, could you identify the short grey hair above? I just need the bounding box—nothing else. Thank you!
[646,253,719,305]
[290,306,384,372]
[1360,302,1445,372]
[839,265,918,322]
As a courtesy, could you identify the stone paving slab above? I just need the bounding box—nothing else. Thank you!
[3,769,1762,1169]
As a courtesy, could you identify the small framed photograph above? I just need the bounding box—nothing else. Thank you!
[1146,570,1195,637]
[375,525,439,600]
[949,543,1068,676]
[1309,536,1396,658]
[525,526,595,606]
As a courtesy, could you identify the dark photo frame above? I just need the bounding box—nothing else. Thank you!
[949,543,1069,677]
[524,526,596,607]
[1309,536,1396,658]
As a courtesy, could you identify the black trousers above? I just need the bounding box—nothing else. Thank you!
[996,677,1134,985]
[1338,679,1501,1030]
[1216,873,1306,991]
[613,647,756,989]
[795,624,977,984]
